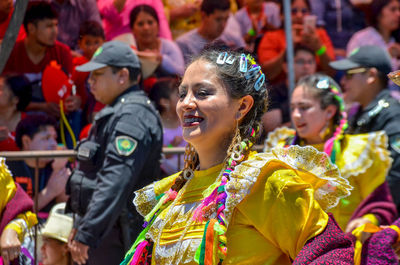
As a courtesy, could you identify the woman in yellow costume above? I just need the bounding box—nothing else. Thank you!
[121,49,358,265]
[264,74,397,233]
[0,158,37,265]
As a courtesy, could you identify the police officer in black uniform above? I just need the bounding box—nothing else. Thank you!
[330,45,400,213]
[66,41,163,265]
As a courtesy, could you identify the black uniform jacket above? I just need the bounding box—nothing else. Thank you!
[66,85,163,248]
[348,89,400,211]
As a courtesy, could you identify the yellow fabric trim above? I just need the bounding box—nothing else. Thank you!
[0,158,17,213]
[362,213,379,226]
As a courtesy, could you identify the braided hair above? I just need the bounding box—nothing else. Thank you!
[291,74,348,163]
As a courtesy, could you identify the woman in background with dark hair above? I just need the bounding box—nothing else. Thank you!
[0,75,31,151]
[130,4,185,77]
[347,0,400,73]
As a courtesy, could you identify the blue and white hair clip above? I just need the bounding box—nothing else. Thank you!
[245,65,261,80]
[254,73,265,91]
[239,54,247,73]
[216,52,228,65]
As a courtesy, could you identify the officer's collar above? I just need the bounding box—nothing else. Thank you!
[110,84,142,107]
[362,89,390,112]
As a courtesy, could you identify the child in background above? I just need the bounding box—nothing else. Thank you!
[40,203,73,265]
[149,77,186,175]
[71,21,105,127]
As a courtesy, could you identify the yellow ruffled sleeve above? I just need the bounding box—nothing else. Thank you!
[226,146,352,263]
[4,211,38,241]
[336,131,391,198]
[133,172,180,217]
[263,127,295,152]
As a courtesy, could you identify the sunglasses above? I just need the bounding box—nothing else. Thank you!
[291,8,308,15]
[345,68,369,79]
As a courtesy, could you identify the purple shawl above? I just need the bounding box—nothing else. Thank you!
[350,182,398,225]
[293,214,354,264]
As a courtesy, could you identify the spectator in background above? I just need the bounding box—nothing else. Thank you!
[0,75,32,151]
[347,0,400,76]
[262,44,317,133]
[51,0,102,51]
[163,0,239,39]
[6,114,70,213]
[130,5,184,77]
[330,45,400,213]
[97,0,172,41]
[234,0,281,51]
[40,203,72,265]
[149,77,186,176]
[0,0,25,44]
[309,0,366,58]
[2,1,77,120]
[71,20,105,125]
[176,0,245,65]
[257,0,335,85]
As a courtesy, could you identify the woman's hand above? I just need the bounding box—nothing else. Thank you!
[301,27,322,52]
[345,217,372,233]
[0,228,21,265]
[65,95,82,112]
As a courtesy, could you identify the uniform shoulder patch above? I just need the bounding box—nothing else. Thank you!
[391,137,400,154]
[115,136,137,156]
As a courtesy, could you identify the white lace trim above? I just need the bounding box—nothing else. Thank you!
[340,131,392,179]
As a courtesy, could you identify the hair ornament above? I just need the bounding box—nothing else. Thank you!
[239,53,247,72]
[254,73,265,91]
[226,54,235,64]
[217,52,228,65]
[316,78,330,89]
[245,65,261,80]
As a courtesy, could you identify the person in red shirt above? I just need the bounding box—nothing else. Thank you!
[2,1,79,119]
[0,75,31,151]
[257,0,335,84]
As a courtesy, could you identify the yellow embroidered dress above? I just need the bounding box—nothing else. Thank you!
[133,146,352,264]
[0,158,37,240]
[264,127,392,230]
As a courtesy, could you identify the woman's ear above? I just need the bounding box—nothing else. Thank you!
[236,95,254,122]
[324,104,337,121]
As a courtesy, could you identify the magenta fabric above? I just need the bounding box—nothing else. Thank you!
[360,218,400,264]
[350,182,398,226]
[293,214,354,264]
[0,183,34,233]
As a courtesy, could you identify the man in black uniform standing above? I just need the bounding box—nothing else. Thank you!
[66,41,163,265]
[330,45,400,212]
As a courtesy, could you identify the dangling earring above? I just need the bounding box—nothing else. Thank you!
[227,122,244,163]
[183,143,197,180]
